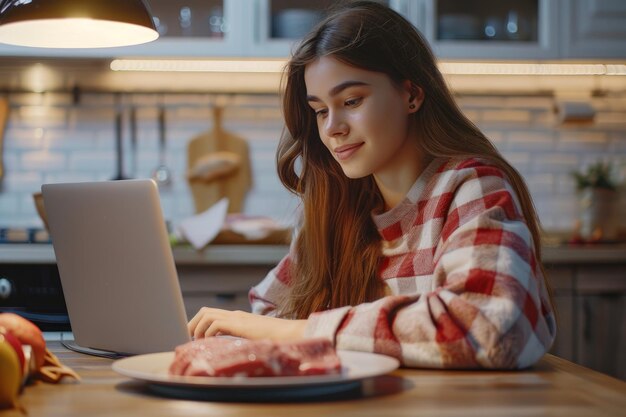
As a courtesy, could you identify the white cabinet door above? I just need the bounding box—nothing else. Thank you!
[104,0,250,58]
[420,0,560,60]
[248,0,303,58]
[560,0,626,59]
[249,0,415,58]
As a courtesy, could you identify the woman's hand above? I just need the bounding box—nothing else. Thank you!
[187,308,307,341]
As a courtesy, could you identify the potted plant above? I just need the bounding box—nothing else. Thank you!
[570,161,619,242]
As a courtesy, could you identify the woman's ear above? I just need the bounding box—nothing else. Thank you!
[404,81,424,113]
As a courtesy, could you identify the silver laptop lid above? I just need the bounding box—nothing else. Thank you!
[42,179,191,354]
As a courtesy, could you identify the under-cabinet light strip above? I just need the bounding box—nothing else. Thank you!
[110,59,286,73]
[109,59,626,76]
[438,63,626,76]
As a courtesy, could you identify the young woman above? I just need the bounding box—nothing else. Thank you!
[188,1,556,369]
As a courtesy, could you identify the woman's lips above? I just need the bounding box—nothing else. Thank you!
[334,142,364,161]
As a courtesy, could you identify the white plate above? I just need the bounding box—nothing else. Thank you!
[112,350,399,388]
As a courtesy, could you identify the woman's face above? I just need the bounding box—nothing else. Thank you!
[304,56,422,182]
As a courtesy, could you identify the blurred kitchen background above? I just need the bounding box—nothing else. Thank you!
[0,0,625,379]
[0,0,624,235]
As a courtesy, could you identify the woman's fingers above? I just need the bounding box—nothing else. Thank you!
[193,311,220,339]
[205,320,230,338]
[188,307,212,338]
[187,307,208,336]
[187,308,306,341]
[189,308,236,339]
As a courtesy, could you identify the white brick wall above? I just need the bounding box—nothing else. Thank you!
[1,92,625,232]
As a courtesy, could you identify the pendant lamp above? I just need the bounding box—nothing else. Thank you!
[0,0,159,48]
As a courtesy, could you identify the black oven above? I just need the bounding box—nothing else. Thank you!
[0,263,70,331]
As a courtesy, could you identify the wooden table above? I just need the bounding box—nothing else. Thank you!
[3,342,625,417]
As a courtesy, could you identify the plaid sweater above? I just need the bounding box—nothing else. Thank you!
[249,157,557,369]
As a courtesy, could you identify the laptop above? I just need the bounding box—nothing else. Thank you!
[42,179,191,357]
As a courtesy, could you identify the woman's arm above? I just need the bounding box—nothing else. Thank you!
[304,166,556,369]
[248,254,293,316]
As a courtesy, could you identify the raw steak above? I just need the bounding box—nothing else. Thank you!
[168,337,342,377]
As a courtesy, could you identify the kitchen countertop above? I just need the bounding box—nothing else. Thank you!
[3,341,625,417]
[2,243,626,265]
[0,244,288,265]
[540,243,626,264]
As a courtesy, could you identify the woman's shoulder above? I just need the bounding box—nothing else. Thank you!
[427,156,512,198]
[435,156,503,177]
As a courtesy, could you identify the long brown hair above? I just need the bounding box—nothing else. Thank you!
[277,1,550,319]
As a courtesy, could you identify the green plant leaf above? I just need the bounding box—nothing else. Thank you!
[570,161,617,191]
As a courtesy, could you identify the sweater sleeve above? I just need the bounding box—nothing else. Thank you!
[248,254,293,317]
[303,164,557,369]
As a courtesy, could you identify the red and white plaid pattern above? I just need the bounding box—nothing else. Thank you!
[249,157,556,369]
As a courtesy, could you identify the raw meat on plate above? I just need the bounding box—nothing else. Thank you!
[169,337,342,377]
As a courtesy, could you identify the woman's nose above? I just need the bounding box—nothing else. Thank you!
[323,111,349,137]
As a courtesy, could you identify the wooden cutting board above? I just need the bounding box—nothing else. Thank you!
[0,98,8,182]
[187,106,252,213]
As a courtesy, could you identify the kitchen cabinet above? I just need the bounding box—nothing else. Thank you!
[249,0,409,57]
[114,0,250,57]
[548,267,575,361]
[0,0,409,59]
[171,245,286,317]
[177,264,272,317]
[250,0,333,58]
[547,263,626,381]
[560,0,626,59]
[416,0,561,60]
[0,0,624,59]
[574,266,626,380]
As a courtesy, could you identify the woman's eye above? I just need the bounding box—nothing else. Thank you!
[345,97,362,107]
[314,108,328,118]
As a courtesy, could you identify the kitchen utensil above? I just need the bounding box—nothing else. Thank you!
[208,6,225,38]
[186,151,241,183]
[32,191,49,230]
[130,107,138,177]
[152,106,172,188]
[111,110,129,181]
[186,106,252,213]
[0,98,8,184]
